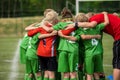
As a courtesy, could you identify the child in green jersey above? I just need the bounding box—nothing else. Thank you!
[86,12,106,80]
[55,7,78,80]
[58,13,102,80]
[60,12,108,80]
[77,12,109,80]
[20,31,41,80]
[20,9,56,80]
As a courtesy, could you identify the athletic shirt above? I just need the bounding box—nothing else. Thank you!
[53,22,80,52]
[19,34,29,64]
[79,23,105,56]
[28,27,57,57]
[53,22,71,30]
[20,34,29,49]
[26,33,40,60]
[89,13,120,41]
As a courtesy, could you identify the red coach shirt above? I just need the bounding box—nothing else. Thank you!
[89,13,120,41]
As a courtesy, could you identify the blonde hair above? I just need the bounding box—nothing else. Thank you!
[44,9,55,17]
[75,13,88,22]
[42,11,58,25]
[113,12,119,17]
[86,12,95,19]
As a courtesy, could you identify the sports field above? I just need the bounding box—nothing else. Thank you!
[0,33,113,80]
[0,17,114,80]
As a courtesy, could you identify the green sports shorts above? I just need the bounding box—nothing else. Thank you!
[58,51,78,72]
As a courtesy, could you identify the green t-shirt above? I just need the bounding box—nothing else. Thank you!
[78,23,105,56]
[20,33,29,49]
[53,22,73,30]
[19,34,30,64]
[26,33,40,60]
[20,23,41,49]
[58,31,80,52]
[53,22,74,52]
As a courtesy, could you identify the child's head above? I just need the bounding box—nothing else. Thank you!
[113,12,119,17]
[85,12,95,20]
[43,11,59,25]
[75,13,88,22]
[44,9,55,17]
[60,7,73,22]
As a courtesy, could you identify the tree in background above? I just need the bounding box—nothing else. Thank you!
[0,0,120,18]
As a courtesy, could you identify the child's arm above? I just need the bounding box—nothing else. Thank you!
[81,34,101,40]
[40,21,54,32]
[28,28,41,37]
[25,23,38,31]
[102,12,109,26]
[38,30,57,39]
[61,28,76,35]
[41,26,54,32]
[58,30,77,41]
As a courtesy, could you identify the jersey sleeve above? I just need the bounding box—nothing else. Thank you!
[75,35,81,41]
[96,23,105,31]
[76,28,85,35]
[61,28,76,35]
[28,27,42,37]
[53,22,68,30]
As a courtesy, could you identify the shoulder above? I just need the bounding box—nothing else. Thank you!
[89,13,104,23]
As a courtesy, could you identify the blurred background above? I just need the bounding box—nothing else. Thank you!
[0,0,119,80]
[0,0,120,36]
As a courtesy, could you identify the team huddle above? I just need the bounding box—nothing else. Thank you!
[20,7,120,80]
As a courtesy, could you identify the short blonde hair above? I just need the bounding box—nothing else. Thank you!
[113,12,119,17]
[86,12,95,19]
[44,9,54,17]
[75,13,88,22]
[43,11,58,24]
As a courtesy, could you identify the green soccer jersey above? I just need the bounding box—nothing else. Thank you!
[53,22,72,30]
[79,23,105,56]
[57,23,81,72]
[20,34,30,64]
[26,33,40,60]
[53,21,81,51]
[20,33,29,49]
[58,31,80,52]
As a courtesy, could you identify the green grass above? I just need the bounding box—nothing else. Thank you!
[102,33,113,78]
[0,37,25,80]
[0,16,43,37]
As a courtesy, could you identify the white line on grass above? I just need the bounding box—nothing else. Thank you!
[8,39,21,80]
[103,64,112,67]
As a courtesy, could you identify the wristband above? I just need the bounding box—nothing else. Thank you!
[74,22,78,29]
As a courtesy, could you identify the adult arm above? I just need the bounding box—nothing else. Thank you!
[64,21,97,30]
[102,12,109,26]
[77,21,97,28]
